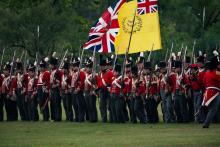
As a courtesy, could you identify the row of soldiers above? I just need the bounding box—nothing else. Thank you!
[0,50,220,128]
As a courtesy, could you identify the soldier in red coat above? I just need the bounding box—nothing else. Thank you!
[110,64,124,123]
[61,60,73,122]
[50,52,63,121]
[70,57,86,122]
[144,61,159,123]
[14,60,27,121]
[37,57,50,121]
[3,62,18,121]
[158,61,169,122]
[26,63,39,121]
[84,58,98,122]
[97,55,113,123]
[0,70,4,121]
[172,60,189,123]
[123,58,133,122]
[202,54,220,128]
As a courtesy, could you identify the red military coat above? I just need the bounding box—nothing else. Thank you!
[202,69,220,106]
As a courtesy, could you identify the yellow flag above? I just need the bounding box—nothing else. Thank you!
[114,0,162,54]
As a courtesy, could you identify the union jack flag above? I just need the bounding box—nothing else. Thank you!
[83,0,126,54]
[137,0,158,15]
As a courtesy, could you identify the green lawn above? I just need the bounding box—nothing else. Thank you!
[0,121,220,147]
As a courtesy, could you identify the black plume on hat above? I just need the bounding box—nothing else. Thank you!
[136,52,145,64]
[15,61,23,70]
[85,58,93,68]
[158,61,166,68]
[3,62,11,71]
[28,63,36,71]
[126,57,133,67]
[72,57,80,67]
[131,66,138,75]
[99,54,106,66]
[115,64,121,73]
[186,56,191,63]
[40,57,49,68]
[174,61,182,68]
[144,61,152,69]
[50,52,58,66]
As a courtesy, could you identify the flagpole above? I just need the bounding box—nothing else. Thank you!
[121,9,137,82]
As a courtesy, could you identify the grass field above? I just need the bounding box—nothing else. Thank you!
[0,121,220,147]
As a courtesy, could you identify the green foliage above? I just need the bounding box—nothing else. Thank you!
[0,0,219,62]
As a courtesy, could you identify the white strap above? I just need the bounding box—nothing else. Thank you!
[85,74,92,86]
[101,73,107,86]
[206,87,220,91]
[112,76,122,89]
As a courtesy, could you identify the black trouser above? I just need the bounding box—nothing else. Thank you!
[134,96,146,123]
[0,94,4,121]
[85,91,98,122]
[174,91,189,123]
[123,98,129,122]
[38,87,50,121]
[62,92,73,121]
[51,88,62,121]
[16,88,27,121]
[186,89,194,122]
[203,95,220,127]
[99,88,110,122]
[145,96,159,123]
[3,94,18,121]
[71,92,79,122]
[27,92,39,121]
[110,93,125,123]
[75,90,86,122]
[127,95,137,123]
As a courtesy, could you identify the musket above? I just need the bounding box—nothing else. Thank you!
[70,53,73,63]
[179,43,184,60]
[113,44,121,71]
[164,48,169,62]
[180,46,188,79]
[146,48,156,100]
[74,46,85,87]
[9,50,16,81]
[147,44,154,62]
[19,50,25,62]
[35,52,40,79]
[121,9,137,86]
[23,50,27,74]
[192,40,196,64]
[59,49,69,69]
[0,48,5,72]
[167,43,174,76]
